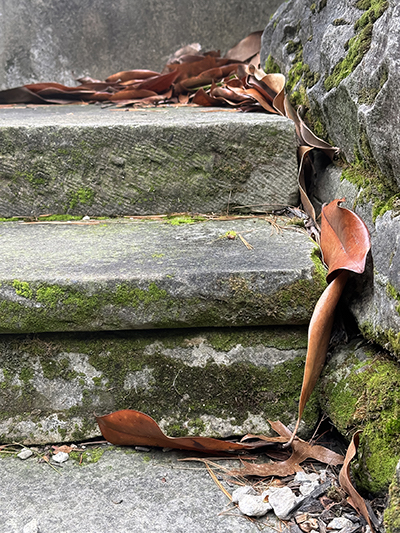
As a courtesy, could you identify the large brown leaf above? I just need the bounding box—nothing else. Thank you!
[320,199,371,283]
[339,432,374,531]
[229,420,343,477]
[96,409,265,453]
[285,200,370,446]
[105,69,161,83]
[224,31,263,62]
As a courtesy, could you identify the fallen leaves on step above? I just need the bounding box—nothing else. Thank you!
[229,420,343,477]
[285,199,370,447]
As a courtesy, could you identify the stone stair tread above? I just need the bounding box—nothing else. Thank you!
[0,105,298,217]
[0,218,325,333]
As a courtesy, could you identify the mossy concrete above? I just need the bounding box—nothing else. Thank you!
[0,218,327,333]
[319,340,400,495]
[0,105,298,217]
[0,326,320,444]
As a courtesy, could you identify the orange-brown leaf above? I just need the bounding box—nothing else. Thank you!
[96,409,262,453]
[230,420,343,477]
[320,199,371,283]
[339,432,374,530]
[105,70,161,83]
[224,31,263,62]
[286,202,370,446]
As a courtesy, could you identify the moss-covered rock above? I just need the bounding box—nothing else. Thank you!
[319,341,400,494]
[0,326,320,444]
[384,461,400,533]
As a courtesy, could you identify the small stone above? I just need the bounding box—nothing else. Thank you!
[295,472,320,484]
[17,448,33,460]
[52,451,69,463]
[327,517,354,530]
[82,215,90,220]
[300,481,320,496]
[268,486,298,520]
[238,494,272,517]
[231,485,257,504]
[23,518,40,533]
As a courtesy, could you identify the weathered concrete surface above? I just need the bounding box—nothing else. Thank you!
[0,0,283,90]
[0,326,319,444]
[0,447,280,533]
[0,105,298,217]
[0,218,326,333]
[319,339,400,495]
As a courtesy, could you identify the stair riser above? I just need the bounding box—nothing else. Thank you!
[0,107,298,217]
[0,327,318,444]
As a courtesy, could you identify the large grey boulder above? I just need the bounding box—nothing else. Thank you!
[261,0,400,357]
[0,0,283,89]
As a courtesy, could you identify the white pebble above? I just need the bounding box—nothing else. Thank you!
[52,451,69,463]
[17,448,33,460]
[23,518,40,533]
[238,494,272,517]
[299,481,320,495]
[231,485,257,504]
[327,517,354,530]
[268,486,297,520]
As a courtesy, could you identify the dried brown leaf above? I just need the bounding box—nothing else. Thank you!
[339,431,374,530]
[96,409,265,453]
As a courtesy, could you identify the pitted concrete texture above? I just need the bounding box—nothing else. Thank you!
[0,105,298,217]
[0,218,326,333]
[0,447,280,533]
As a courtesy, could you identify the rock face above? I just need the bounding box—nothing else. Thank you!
[0,327,319,444]
[261,0,400,358]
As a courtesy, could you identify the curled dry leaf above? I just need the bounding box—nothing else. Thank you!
[285,199,371,447]
[224,30,263,62]
[339,431,374,531]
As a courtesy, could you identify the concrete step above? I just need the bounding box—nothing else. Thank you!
[0,105,298,217]
[0,217,326,334]
[0,326,319,444]
[0,445,281,533]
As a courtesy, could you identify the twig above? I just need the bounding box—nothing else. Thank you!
[238,233,254,249]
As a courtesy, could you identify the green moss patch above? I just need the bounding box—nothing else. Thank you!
[341,154,400,221]
[324,0,389,91]
[384,477,400,533]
